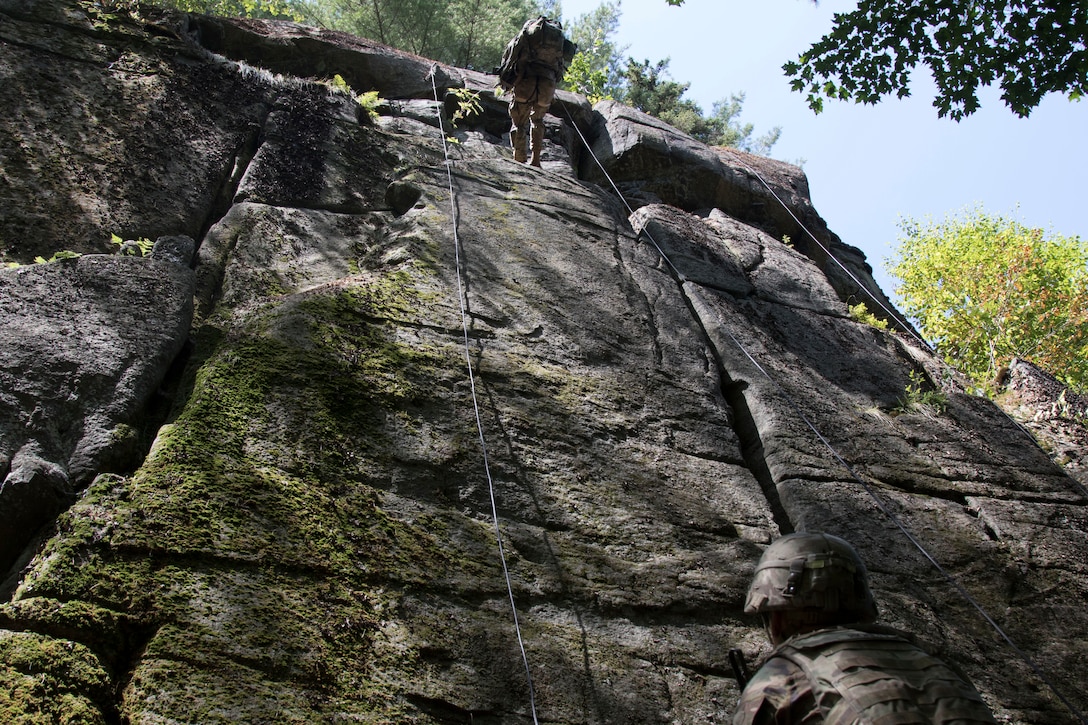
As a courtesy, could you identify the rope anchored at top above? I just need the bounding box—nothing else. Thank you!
[428,64,540,725]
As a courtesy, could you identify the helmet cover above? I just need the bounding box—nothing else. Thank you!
[744,532,878,623]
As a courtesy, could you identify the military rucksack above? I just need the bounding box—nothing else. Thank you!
[498,16,577,91]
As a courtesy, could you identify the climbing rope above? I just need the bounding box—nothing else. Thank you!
[563,104,1087,724]
[696,287,1087,723]
[429,66,540,725]
[730,155,1088,504]
[740,162,930,347]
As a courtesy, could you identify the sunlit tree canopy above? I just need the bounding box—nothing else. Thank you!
[889,208,1088,392]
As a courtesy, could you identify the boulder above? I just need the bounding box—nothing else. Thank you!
[997,358,1088,487]
[183,13,460,99]
[585,100,906,329]
[0,254,194,579]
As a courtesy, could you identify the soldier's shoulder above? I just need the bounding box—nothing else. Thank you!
[745,651,809,692]
[735,654,817,725]
[785,624,914,651]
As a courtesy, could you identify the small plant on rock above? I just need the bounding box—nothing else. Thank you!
[448,87,483,126]
[323,75,384,121]
[356,90,383,120]
[34,250,82,264]
[849,301,889,331]
[895,370,948,415]
[111,233,153,257]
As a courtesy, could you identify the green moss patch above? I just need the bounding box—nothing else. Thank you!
[0,631,112,724]
[7,270,509,720]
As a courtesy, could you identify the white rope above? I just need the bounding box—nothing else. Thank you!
[735,160,934,350]
[429,66,540,725]
[690,283,1085,722]
[565,106,1086,723]
[730,158,1088,720]
[734,160,1088,503]
[561,108,687,283]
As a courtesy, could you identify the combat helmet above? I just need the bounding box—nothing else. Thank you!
[744,532,878,623]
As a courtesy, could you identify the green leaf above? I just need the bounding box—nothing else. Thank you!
[783,0,1087,119]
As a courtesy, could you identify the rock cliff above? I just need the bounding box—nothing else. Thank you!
[1,2,1086,723]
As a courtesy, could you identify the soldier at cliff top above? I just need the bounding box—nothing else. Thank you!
[497,16,576,167]
[733,532,998,725]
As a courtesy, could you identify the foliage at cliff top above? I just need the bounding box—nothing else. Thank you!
[889,208,1088,393]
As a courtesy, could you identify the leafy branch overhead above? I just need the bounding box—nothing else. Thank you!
[784,0,1088,119]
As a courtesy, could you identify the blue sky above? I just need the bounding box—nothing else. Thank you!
[556,0,1087,301]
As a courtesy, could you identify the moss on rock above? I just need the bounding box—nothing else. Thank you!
[0,631,113,724]
[5,267,508,721]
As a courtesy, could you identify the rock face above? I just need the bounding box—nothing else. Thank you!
[997,359,1088,488]
[0,253,194,581]
[1,2,1086,723]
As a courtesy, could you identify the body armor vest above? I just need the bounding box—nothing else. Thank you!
[773,628,997,724]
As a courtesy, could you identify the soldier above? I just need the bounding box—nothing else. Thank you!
[734,532,998,724]
[497,16,576,167]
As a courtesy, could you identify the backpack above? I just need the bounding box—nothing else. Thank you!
[498,16,577,91]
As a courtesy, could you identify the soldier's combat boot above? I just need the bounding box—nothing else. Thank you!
[530,121,544,167]
[511,128,527,163]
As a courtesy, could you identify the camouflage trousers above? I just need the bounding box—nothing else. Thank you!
[508,74,556,167]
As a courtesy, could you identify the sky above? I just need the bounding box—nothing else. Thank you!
[556,0,1087,302]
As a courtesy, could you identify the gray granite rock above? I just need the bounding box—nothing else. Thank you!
[0,2,1083,723]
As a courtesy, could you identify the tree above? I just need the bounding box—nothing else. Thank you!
[155,0,534,68]
[622,58,692,119]
[149,0,307,20]
[784,0,1088,120]
[563,49,613,102]
[562,0,627,99]
[303,0,541,70]
[559,4,779,153]
[888,208,1088,392]
[621,58,781,153]
[706,94,781,156]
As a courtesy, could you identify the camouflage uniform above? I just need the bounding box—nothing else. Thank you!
[498,17,574,167]
[509,70,557,167]
[733,533,998,724]
[734,625,997,724]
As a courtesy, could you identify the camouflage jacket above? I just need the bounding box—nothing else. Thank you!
[732,626,997,724]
